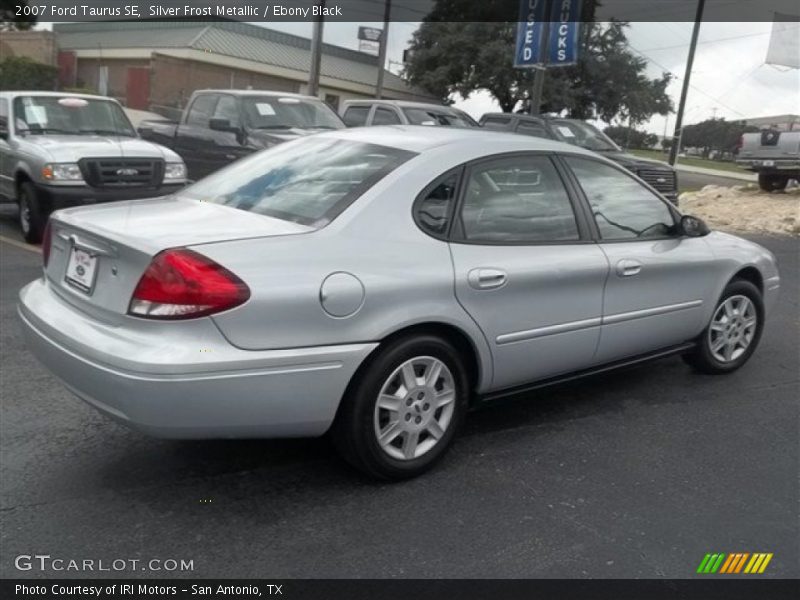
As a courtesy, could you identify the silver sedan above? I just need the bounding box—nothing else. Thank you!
[18,127,780,479]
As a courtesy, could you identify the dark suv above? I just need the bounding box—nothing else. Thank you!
[480,113,678,204]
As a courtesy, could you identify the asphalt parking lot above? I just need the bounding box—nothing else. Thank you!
[0,216,797,579]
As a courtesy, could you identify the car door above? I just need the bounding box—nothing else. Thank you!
[174,94,219,180]
[448,153,609,391]
[563,155,718,363]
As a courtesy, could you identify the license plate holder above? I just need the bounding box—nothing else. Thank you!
[65,245,99,294]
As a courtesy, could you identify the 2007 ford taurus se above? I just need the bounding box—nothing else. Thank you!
[18,127,780,479]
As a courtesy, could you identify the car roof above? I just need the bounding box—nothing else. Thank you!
[193,89,321,100]
[0,91,120,101]
[318,125,597,155]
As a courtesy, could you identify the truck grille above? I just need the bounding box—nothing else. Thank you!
[637,169,676,194]
[79,158,164,188]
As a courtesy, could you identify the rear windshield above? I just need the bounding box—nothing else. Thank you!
[403,107,477,128]
[180,137,416,227]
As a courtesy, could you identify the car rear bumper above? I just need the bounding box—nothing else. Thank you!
[18,278,376,439]
[735,159,800,172]
[38,183,186,213]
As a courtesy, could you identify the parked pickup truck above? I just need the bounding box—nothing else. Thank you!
[138,90,345,181]
[480,113,679,204]
[736,130,800,191]
[0,91,187,243]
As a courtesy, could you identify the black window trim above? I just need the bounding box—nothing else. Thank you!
[448,151,594,246]
[411,166,466,241]
[557,152,683,243]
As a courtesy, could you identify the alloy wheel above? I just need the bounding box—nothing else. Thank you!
[373,356,456,460]
[708,295,757,363]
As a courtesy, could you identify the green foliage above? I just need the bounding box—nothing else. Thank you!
[404,3,673,124]
[680,118,759,156]
[1,0,37,30]
[603,125,658,149]
[0,56,56,90]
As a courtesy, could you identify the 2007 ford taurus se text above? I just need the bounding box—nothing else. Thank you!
[18,127,780,479]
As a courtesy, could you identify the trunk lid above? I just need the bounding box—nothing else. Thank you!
[45,196,312,321]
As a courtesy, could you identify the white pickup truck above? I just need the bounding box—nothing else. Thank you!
[736,129,800,192]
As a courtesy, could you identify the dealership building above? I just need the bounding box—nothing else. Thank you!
[2,22,435,115]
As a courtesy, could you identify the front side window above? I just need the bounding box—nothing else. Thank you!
[212,95,240,128]
[565,157,676,240]
[11,95,135,136]
[241,96,343,130]
[372,107,402,125]
[342,105,369,127]
[414,171,459,237]
[186,95,217,126]
[179,137,416,227]
[459,155,579,243]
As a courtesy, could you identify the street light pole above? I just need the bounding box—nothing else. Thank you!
[668,0,706,166]
[375,0,392,99]
[308,1,326,98]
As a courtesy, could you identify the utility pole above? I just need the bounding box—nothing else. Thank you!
[308,1,325,98]
[669,0,706,166]
[375,0,392,99]
[530,1,553,115]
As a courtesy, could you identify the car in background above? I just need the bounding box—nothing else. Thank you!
[340,100,478,129]
[0,91,187,243]
[736,129,800,192]
[19,127,779,479]
[480,113,679,204]
[138,90,345,181]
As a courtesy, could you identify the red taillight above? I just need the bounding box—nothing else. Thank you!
[42,221,52,268]
[129,248,250,319]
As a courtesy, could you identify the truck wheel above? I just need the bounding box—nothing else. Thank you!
[758,173,789,192]
[18,182,46,244]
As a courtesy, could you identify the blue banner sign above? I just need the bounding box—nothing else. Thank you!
[514,0,547,68]
[547,0,582,66]
[514,0,582,68]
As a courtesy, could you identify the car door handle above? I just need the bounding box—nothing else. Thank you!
[616,259,642,277]
[468,268,508,290]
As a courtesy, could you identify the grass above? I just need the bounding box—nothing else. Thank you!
[628,149,749,174]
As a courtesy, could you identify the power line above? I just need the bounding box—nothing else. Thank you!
[640,27,798,53]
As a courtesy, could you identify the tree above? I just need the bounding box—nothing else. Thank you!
[404,2,673,123]
[0,56,56,90]
[603,125,658,149]
[1,0,37,30]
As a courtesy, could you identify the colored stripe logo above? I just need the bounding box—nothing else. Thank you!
[697,553,773,574]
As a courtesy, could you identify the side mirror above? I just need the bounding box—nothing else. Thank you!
[680,214,710,237]
[209,117,237,133]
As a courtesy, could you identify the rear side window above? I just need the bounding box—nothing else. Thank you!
[373,107,402,125]
[414,171,460,238]
[343,105,369,127]
[459,155,579,243]
[180,137,416,227]
[565,156,676,240]
[186,95,217,126]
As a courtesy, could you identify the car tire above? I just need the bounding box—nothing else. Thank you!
[683,280,764,375]
[18,182,46,244]
[758,173,789,192]
[332,334,469,480]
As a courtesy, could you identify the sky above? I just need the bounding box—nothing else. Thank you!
[260,20,800,135]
